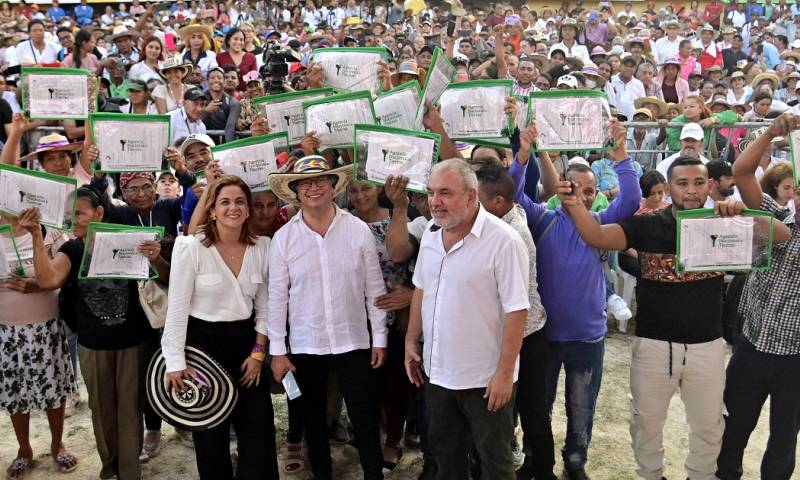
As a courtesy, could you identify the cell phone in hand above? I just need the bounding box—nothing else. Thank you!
[447,14,457,37]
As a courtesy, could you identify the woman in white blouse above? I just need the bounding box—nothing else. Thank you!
[128,36,165,83]
[161,176,279,480]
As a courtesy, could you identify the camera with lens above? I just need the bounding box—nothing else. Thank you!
[261,44,301,94]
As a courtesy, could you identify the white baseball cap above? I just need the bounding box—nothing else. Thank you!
[179,133,216,156]
[557,74,578,89]
[680,123,704,141]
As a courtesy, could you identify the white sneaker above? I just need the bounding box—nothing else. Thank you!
[607,294,632,322]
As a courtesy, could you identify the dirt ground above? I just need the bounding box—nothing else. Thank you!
[1,332,797,480]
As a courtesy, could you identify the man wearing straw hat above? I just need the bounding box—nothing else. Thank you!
[268,156,388,480]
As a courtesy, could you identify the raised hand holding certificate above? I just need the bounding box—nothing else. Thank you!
[22,67,96,120]
[439,80,513,141]
[0,225,24,280]
[354,125,441,193]
[79,223,165,280]
[304,91,377,150]
[90,113,171,172]
[676,209,774,273]
[374,81,420,130]
[252,88,334,145]
[531,90,611,151]
[0,164,77,230]
[310,47,388,95]
[211,133,290,192]
[414,47,456,129]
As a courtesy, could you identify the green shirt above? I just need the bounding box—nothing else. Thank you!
[545,191,609,212]
[665,110,738,152]
[109,80,130,100]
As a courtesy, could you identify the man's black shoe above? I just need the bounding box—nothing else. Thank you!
[564,466,590,480]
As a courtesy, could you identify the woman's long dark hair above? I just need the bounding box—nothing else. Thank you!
[73,29,93,69]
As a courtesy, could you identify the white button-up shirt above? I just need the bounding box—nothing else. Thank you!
[162,235,271,372]
[412,205,530,390]
[268,206,388,356]
[611,74,646,124]
[169,107,207,142]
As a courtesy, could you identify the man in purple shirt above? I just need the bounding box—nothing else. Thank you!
[510,120,641,480]
[582,11,617,49]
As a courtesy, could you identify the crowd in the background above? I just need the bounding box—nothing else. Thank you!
[0,1,798,480]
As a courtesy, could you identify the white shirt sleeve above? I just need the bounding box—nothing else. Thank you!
[267,234,290,355]
[495,234,531,313]
[161,236,199,372]
[361,225,388,348]
[253,236,270,336]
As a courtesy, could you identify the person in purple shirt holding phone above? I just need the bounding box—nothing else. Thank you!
[509,119,640,480]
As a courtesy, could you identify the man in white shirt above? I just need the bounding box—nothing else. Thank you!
[405,159,530,480]
[703,160,736,208]
[654,20,683,65]
[548,18,590,64]
[268,156,388,480]
[169,88,207,141]
[611,55,646,123]
[474,163,554,480]
[8,20,60,66]
[656,123,710,178]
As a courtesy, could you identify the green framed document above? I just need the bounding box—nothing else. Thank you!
[89,113,172,172]
[304,91,377,151]
[0,164,77,230]
[414,47,456,129]
[79,223,164,280]
[0,225,25,279]
[530,89,611,151]
[310,47,388,95]
[439,80,513,141]
[676,209,774,273]
[252,88,334,145]
[21,67,97,120]
[353,124,441,194]
[374,81,420,130]
[211,132,290,193]
[787,128,800,187]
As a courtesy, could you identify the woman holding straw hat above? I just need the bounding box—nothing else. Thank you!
[178,23,218,82]
[152,57,193,114]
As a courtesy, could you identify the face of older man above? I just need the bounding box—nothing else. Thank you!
[427,168,477,230]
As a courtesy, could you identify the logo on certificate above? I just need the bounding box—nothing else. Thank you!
[710,234,718,247]
[120,139,128,151]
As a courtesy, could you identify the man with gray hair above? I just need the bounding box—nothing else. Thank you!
[405,159,531,479]
[636,62,661,98]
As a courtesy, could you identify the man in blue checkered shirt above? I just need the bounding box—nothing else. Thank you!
[716,113,800,480]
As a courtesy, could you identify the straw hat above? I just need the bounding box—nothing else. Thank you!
[522,53,549,72]
[20,134,83,162]
[267,155,352,205]
[665,102,683,114]
[146,346,238,432]
[177,23,214,42]
[158,57,193,81]
[634,96,668,117]
[751,71,780,90]
[390,59,419,85]
[632,108,653,120]
[109,25,139,42]
[780,50,800,63]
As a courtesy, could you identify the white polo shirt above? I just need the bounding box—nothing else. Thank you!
[412,205,530,390]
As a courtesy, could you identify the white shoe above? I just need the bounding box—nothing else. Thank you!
[607,294,632,322]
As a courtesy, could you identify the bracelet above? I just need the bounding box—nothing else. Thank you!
[251,343,266,354]
[250,351,266,362]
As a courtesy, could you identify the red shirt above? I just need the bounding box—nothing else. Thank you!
[265,207,290,238]
[703,3,724,27]
[215,51,258,91]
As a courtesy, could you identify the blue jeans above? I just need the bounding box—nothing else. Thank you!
[545,339,605,470]
[716,338,800,480]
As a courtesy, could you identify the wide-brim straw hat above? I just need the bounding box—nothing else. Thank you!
[158,57,194,81]
[780,50,800,63]
[751,71,780,90]
[634,96,668,117]
[524,53,550,72]
[20,134,83,162]
[665,102,683,114]
[268,155,351,205]
[146,346,238,432]
[109,25,140,42]
[177,23,214,42]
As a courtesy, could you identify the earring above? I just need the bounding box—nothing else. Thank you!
[210,214,217,221]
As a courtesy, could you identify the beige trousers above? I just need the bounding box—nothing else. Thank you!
[79,344,146,480]
[629,337,726,480]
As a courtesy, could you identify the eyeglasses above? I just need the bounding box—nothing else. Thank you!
[296,178,332,190]
[123,183,155,195]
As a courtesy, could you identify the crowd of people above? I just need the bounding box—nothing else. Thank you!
[0,0,798,480]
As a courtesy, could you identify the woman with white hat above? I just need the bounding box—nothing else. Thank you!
[152,57,193,114]
[726,70,752,105]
